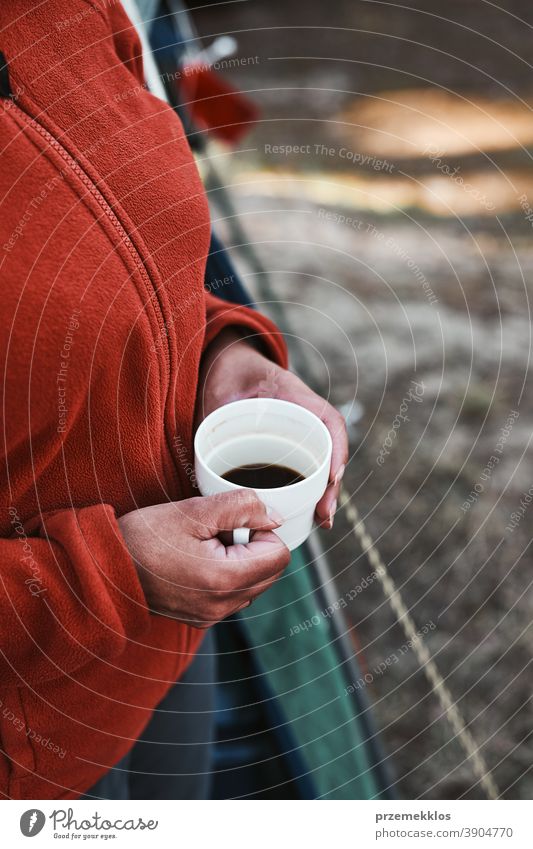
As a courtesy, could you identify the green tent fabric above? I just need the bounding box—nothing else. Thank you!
[238,545,379,799]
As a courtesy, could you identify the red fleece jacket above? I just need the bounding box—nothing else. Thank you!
[0,0,286,799]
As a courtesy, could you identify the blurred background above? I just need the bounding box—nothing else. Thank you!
[141,0,533,799]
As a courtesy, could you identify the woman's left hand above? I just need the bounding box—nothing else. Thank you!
[196,330,348,529]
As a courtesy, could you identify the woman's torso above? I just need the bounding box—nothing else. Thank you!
[0,0,210,797]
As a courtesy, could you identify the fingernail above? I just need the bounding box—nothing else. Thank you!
[334,464,345,487]
[328,500,337,527]
[266,505,284,525]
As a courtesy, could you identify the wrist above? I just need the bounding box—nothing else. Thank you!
[199,329,268,390]
[196,329,285,425]
[201,327,250,369]
[116,511,145,592]
[117,512,144,572]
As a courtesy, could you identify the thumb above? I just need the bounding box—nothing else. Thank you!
[189,490,283,539]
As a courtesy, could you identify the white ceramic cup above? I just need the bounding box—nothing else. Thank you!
[194,398,332,551]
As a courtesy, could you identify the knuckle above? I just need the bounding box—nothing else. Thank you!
[184,497,210,528]
[242,494,263,517]
[231,488,260,507]
[185,496,206,515]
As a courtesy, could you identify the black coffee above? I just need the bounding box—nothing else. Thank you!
[222,463,305,488]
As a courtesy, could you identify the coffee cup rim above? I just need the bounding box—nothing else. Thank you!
[194,397,332,493]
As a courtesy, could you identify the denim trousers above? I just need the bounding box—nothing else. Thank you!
[83,630,217,800]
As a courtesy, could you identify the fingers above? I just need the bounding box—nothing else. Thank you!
[228,565,287,611]
[279,387,348,521]
[315,403,347,528]
[320,403,348,487]
[315,484,338,529]
[130,494,289,630]
[169,532,289,628]
[226,570,286,618]
[218,529,291,589]
[288,393,347,528]
[186,490,284,540]
[192,530,290,627]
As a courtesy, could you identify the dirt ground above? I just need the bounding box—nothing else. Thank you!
[189,0,533,799]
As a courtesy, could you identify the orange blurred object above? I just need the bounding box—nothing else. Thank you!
[177,64,259,145]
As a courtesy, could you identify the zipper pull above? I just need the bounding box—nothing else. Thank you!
[0,51,12,99]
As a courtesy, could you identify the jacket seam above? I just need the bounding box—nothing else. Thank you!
[9,103,164,333]
[4,101,172,476]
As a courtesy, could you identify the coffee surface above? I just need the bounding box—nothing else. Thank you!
[222,463,305,488]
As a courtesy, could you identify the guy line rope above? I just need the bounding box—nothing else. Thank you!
[339,486,499,800]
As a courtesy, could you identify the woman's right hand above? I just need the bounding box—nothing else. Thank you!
[117,491,290,628]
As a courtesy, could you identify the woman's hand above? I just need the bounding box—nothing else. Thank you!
[196,330,348,529]
[118,491,290,627]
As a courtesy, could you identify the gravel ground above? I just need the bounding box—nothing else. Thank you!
[190,0,533,799]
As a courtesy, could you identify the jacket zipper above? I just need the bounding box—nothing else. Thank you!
[7,100,184,491]
[10,103,172,381]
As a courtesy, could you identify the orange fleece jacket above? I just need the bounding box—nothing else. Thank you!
[0,0,286,799]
